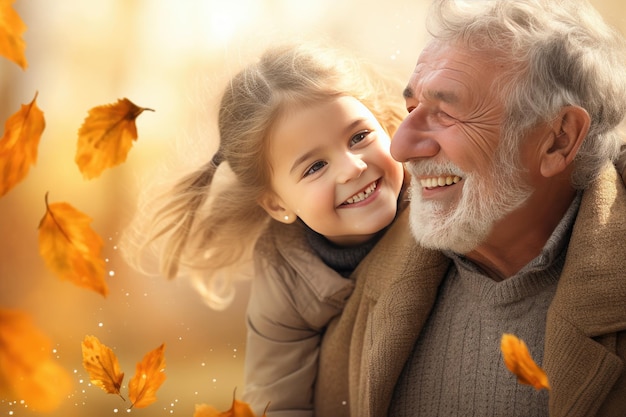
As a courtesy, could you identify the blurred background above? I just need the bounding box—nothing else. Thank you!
[0,1,624,416]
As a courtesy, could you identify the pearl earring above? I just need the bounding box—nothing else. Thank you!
[284,215,289,221]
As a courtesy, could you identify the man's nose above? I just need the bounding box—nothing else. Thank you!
[337,153,367,183]
[390,109,441,162]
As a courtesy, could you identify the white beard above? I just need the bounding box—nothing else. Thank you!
[406,154,533,254]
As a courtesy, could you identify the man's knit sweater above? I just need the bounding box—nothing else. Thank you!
[389,193,582,416]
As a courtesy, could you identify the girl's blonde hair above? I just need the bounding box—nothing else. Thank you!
[121,42,406,309]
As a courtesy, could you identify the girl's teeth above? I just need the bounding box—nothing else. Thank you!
[345,182,377,204]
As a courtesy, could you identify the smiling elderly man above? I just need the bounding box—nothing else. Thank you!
[315,1,626,416]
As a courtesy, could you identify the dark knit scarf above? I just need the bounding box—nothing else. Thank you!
[304,223,386,277]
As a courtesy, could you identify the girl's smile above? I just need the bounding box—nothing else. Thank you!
[339,179,380,207]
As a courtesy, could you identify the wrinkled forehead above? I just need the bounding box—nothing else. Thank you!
[405,40,505,101]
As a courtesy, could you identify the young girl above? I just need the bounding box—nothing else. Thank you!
[122,42,407,415]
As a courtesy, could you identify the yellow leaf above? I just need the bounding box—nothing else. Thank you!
[194,390,266,417]
[500,333,551,390]
[75,98,153,179]
[81,335,125,399]
[38,192,108,296]
[0,0,27,69]
[0,308,72,412]
[0,92,45,197]
[128,343,166,409]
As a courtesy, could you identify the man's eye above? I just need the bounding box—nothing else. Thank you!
[350,130,371,147]
[438,111,456,123]
[304,160,327,177]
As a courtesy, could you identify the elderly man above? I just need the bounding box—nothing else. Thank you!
[315,0,626,416]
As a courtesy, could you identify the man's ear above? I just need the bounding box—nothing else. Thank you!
[540,105,590,178]
[258,192,297,224]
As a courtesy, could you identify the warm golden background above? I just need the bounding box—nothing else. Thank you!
[1,1,624,416]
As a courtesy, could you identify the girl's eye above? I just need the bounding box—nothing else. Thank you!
[303,160,327,177]
[350,130,371,147]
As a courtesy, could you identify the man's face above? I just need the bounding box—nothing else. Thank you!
[391,41,533,253]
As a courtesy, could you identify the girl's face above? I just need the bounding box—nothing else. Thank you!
[263,95,404,246]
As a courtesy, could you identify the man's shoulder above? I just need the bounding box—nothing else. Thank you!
[555,165,626,335]
[573,164,626,249]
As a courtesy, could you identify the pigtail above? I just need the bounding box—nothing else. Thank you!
[120,152,222,281]
[154,155,221,280]
[184,181,269,310]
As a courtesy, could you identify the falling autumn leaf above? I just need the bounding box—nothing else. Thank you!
[0,308,72,412]
[0,92,45,197]
[128,343,166,409]
[75,98,153,179]
[0,0,27,69]
[38,192,108,296]
[194,390,267,417]
[81,335,125,399]
[501,333,551,390]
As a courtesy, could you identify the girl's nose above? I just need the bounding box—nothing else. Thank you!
[390,108,441,162]
[337,153,367,183]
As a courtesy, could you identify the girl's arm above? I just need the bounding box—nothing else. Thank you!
[242,262,338,417]
[243,312,320,417]
[241,223,353,416]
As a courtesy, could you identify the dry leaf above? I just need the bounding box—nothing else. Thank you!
[501,333,551,390]
[38,192,108,296]
[0,0,27,69]
[0,92,45,197]
[194,390,266,417]
[128,343,166,409]
[81,335,125,399]
[0,308,72,412]
[75,98,153,179]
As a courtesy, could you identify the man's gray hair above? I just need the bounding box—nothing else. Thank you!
[427,0,626,188]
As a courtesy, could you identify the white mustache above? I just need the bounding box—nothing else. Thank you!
[406,160,466,179]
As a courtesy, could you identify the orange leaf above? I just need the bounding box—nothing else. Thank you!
[194,390,266,417]
[0,92,45,197]
[501,333,551,390]
[75,98,153,179]
[0,308,72,412]
[81,335,125,399]
[38,192,108,296]
[0,0,27,69]
[128,343,166,409]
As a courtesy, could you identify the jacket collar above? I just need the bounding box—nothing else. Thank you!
[264,220,355,308]
[360,208,450,416]
[544,166,626,416]
[549,166,626,335]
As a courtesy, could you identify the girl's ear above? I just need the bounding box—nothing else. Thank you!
[539,105,590,178]
[258,192,297,224]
